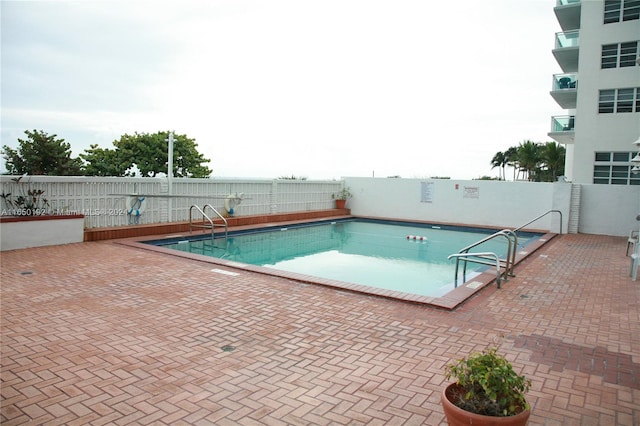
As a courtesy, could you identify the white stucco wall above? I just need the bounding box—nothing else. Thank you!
[343,178,638,236]
[578,185,640,236]
[0,217,85,251]
[344,178,569,233]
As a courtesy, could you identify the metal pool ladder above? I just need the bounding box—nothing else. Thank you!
[189,204,228,239]
[448,229,517,289]
[448,209,563,289]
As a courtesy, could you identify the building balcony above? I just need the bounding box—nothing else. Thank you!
[552,30,579,72]
[548,115,575,144]
[554,0,581,31]
[550,73,578,109]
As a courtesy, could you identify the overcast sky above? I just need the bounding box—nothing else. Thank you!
[1,0,563,180]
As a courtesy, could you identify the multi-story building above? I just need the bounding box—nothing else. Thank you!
[549,0,640,185]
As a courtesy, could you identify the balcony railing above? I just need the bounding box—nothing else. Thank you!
[550,115,575,132]
[555,30,579,48]
[552,73,578,90]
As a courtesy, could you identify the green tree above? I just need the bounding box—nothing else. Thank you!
[82,131,212,178]
[79,144,129,176]
[492,142,565,182]
[516,140,541,181]
[278,175,308,180]
[2,130,83,175]
[540,141,565,181]
[504,146,519,181]
[490,151,506,180]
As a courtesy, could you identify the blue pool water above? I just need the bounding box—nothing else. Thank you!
[150,219,539,298]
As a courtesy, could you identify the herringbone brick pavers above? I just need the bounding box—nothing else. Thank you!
[1,233,639,425]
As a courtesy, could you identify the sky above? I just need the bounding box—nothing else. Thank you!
[1,0,564,180]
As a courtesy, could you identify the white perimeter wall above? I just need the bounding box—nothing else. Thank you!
[578,185,639,236]
[344,177,639,237]
[1,217,84,251]
[1,176,637,237]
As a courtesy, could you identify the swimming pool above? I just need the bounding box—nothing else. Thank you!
[146,219,541,298]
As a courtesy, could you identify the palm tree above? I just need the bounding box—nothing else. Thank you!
[517,140,541,181]
[495,142,565,182]
[490,151,506,180]
[504,146,519,181]
[540,142,566,181]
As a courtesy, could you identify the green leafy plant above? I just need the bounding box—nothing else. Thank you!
[1,176,51,216]
[444,347,531,417]
[332,186,353,201]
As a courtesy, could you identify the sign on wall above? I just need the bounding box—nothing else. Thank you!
[421,181,434,203]
[463,186,479,199]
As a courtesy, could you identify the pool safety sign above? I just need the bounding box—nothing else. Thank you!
[463,186,479,199]
[420,181,433,203]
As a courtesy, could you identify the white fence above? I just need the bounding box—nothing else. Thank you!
[0,176,343,229]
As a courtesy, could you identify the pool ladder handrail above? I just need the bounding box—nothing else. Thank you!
[448,209,563,289]
[449,229,517,289]
[513,209,563,234]
[189,204,228,239]
[447,252,503,288]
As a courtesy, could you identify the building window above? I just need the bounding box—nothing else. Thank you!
[604,0,640,23]
[604,0,622,23]
[601,44,618,68]
[617,88,635,112]
[623,0,640,20]
[599,88,640,113]
[619,41,639,67]
[599,90,616,113]
[593,151,640,185]
[601,41,639,68]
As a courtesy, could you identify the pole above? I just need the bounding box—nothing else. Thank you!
[167,132,174,222]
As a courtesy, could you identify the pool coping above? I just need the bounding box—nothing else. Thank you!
[114,215,557,310]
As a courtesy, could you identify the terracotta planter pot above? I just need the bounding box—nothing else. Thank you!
[335,199,347,209]
[441,383,530,426]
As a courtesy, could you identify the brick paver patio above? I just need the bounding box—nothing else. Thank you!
[1,233,639,425]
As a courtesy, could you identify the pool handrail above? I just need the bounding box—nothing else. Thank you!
[453,229,516,286]
[448,252,502,289]
[449,209,563,290]
[189,204,228,239]
[203,204,228,239]
[514,209,563,234]
[499,228,518,279]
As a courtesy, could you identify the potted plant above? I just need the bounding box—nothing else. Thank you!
[442,347,531,425]
[332,186,352,209]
